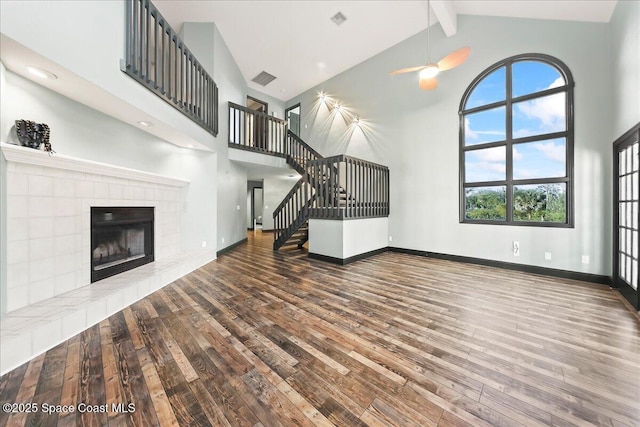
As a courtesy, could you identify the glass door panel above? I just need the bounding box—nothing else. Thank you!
[614,126,639,309]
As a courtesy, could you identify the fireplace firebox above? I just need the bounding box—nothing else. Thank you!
[91,207,154,282]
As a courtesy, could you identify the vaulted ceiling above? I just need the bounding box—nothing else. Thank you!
[155,1,618,101]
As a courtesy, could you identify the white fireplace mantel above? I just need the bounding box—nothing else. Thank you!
[1,142,189,187]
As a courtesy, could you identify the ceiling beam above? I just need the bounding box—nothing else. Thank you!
[430,0,457,37]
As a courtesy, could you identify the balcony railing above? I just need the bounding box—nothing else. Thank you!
[307,155,390,219]
[228,102,287,156]
[124,0,218,136]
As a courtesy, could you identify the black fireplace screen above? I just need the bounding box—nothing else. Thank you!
[91,207,154,282]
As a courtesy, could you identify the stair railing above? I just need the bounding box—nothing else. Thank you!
[271,131,325,249]
[273,178,314,249]
[285,130,322,173]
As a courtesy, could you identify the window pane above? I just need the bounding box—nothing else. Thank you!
[512,61,564,98]
[465,186,506,220]
[464,107,506,146]
[513,183,566,222]
[512,92,566,138]
[465,147,506,183]
[633,144,639,172]
[465,67,506,109]
[513,138,566,180]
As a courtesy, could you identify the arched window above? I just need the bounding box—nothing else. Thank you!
[459,54,574,226]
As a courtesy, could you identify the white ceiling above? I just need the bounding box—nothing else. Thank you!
[154,0,618,102]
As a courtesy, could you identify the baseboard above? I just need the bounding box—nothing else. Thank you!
[309,247,388,265]
[217,237,248,257]
[388,247,612,285]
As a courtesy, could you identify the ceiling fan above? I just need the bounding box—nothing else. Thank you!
[390,0,470,90]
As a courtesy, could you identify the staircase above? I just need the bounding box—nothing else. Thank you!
[227,102,390,252]
[272,131,322,250]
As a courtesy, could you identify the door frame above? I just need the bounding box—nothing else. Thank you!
[612,122,640,310]
[285,103,301,135]
[251,186,263,230]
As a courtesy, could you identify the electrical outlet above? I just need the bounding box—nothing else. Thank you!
[513,241,520,256]
[388,236,393,242]
[582,255,589,264]
[236,205,240,210]
[201,241,207,248]
[544,252,552,260]
[221,237,225,244]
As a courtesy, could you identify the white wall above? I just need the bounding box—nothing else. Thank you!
[262,177,298,231]
[610,0,640,139]
[0,69,217,250]
[180,23,250,250]
[309,218,389,259]
[288,15,615,276]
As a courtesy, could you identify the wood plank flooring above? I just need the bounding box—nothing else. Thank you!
[1,231,639,426]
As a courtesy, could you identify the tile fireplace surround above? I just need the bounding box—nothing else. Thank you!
[0,143,216,374]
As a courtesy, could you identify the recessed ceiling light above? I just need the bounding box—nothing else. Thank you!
[137,121,153,127]
[27,66,57,80]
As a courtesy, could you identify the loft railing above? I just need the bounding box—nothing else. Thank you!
[307,155,390,219]
[228,102,287,156]
[124,0,218,136]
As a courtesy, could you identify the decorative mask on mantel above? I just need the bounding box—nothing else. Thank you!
[15,119,54,153]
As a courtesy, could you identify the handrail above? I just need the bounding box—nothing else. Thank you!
[274,176,306,213]
[124,0,218,136]
[286,130,323,160]
[228,102,287,156]
[273,179,314,248]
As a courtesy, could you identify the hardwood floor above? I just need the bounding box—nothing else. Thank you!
[1,231,638,426]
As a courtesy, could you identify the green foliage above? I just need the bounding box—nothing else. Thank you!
[514,185,566,222]
[465,187,506,220]
[465,185,566,222]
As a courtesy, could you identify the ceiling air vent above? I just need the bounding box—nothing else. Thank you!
[251,71,277,86]
[330,12,347,26]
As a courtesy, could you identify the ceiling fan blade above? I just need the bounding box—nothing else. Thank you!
[389,65,426,76]
[437,46,471,71]
[419,77,438,90]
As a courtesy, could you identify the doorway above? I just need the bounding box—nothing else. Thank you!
[613,123,639,309]
[247,181,263,230]
[247,96,268,150]
[286,103,301,136]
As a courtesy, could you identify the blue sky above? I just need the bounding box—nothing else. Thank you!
[464,61,567,183]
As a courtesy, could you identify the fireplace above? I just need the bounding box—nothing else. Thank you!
[91,207,154,282]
